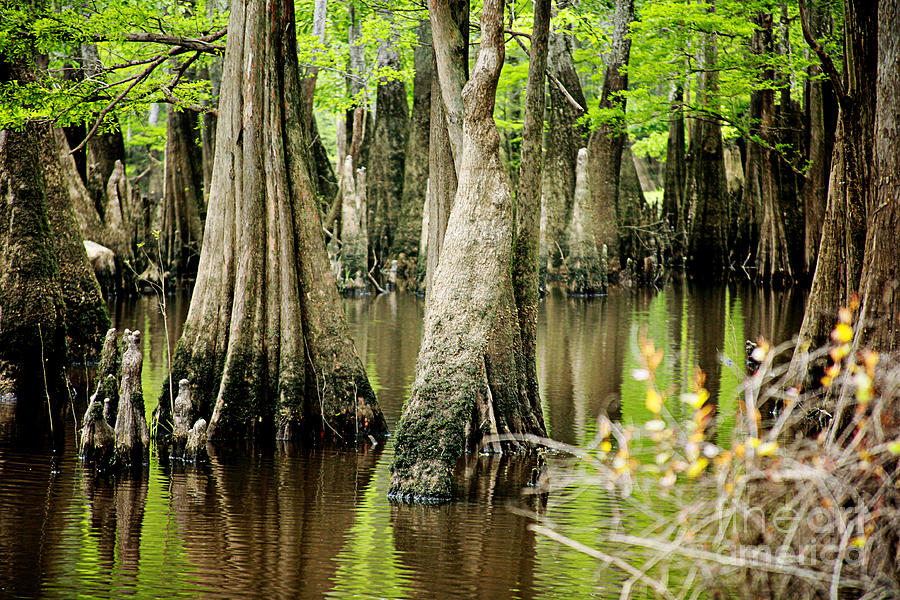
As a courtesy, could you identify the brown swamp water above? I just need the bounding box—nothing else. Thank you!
[0,283,805,598]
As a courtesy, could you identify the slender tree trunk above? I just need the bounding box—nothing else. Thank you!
[368,18,409,275]
[540,26,588,284]
[586,0,634,263]
[392,20,432,287]
[662,82,686,257]
[616,142,647,263]
[160,106,205,276]
[422,1,468,297]
[391,0,546,499]
[802,2,834,275]
[163,0,386,442]
[429,0,469,172]
[685,2,729,278]
[201,0,226,199]
[856,0,899,352]
[512,0,551,451]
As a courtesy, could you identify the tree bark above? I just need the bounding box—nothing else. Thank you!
[746,12,793,281]
[685,3,729,278]
[802,2,834,274]
[0,120,68,430]
[565,148,607,295]
[539,26,588,284]
[512,0,551,450]
[586,0,634,262]
[81,45,128,219]
[160,105,205,276]
[422,3,467,297]
[790,0,876,381]
[368,22,409,275]
[428,0,469,171]
[856,0,899,352]
[391,0,546,499]
[392,20,432,286]
[662,82,686,256]
[163,0,387,442]
[201,0,227,200]
[43,129,110,360]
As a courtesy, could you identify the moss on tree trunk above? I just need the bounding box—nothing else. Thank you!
[390,0,546,500]
[161,0,386,444]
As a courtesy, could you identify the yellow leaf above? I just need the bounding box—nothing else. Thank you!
[757,441,778,457]
[686,458,709,478]
[851,536,867,548]
[832,322,853,344]
[646,389,663,414]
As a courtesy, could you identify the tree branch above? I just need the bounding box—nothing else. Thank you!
[87,28,227,55]
[512,34,585,113]
[798,0,846,104]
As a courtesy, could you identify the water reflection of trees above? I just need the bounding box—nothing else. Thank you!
[165,444,382,598]
[538,289,628,445]
[391,455,541,599]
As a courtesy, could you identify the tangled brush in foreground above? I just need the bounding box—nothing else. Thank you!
[509,304,900,599]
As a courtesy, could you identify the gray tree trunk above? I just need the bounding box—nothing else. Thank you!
[368,21,409,275]
[566,148,607,295]
[512,0,551,449]
[163,0,386,442]
[422,2,468,297]
[586,0,634,263]
[393,20,432,288]
[391,0,546,500]
[160,106,205,276]
[539,25,588,285]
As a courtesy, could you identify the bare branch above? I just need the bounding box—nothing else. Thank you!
[87,27,227,55]
[798,0,846,104]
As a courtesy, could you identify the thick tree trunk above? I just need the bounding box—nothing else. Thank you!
[0,121,68,429]
[163,0,386,443]
[662,82,686,257]
[747,12,794,281]
[391,0,546,499]
[790,0,876,381]
[160,106,205,276]
[856,0,899,352]
[43,130,110,360]
[539,27,588,284]
[392,20,432,287]
[368,25,409,275]
[685,6,729,278]
[512,0,551,451]
[586,0,634,263]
